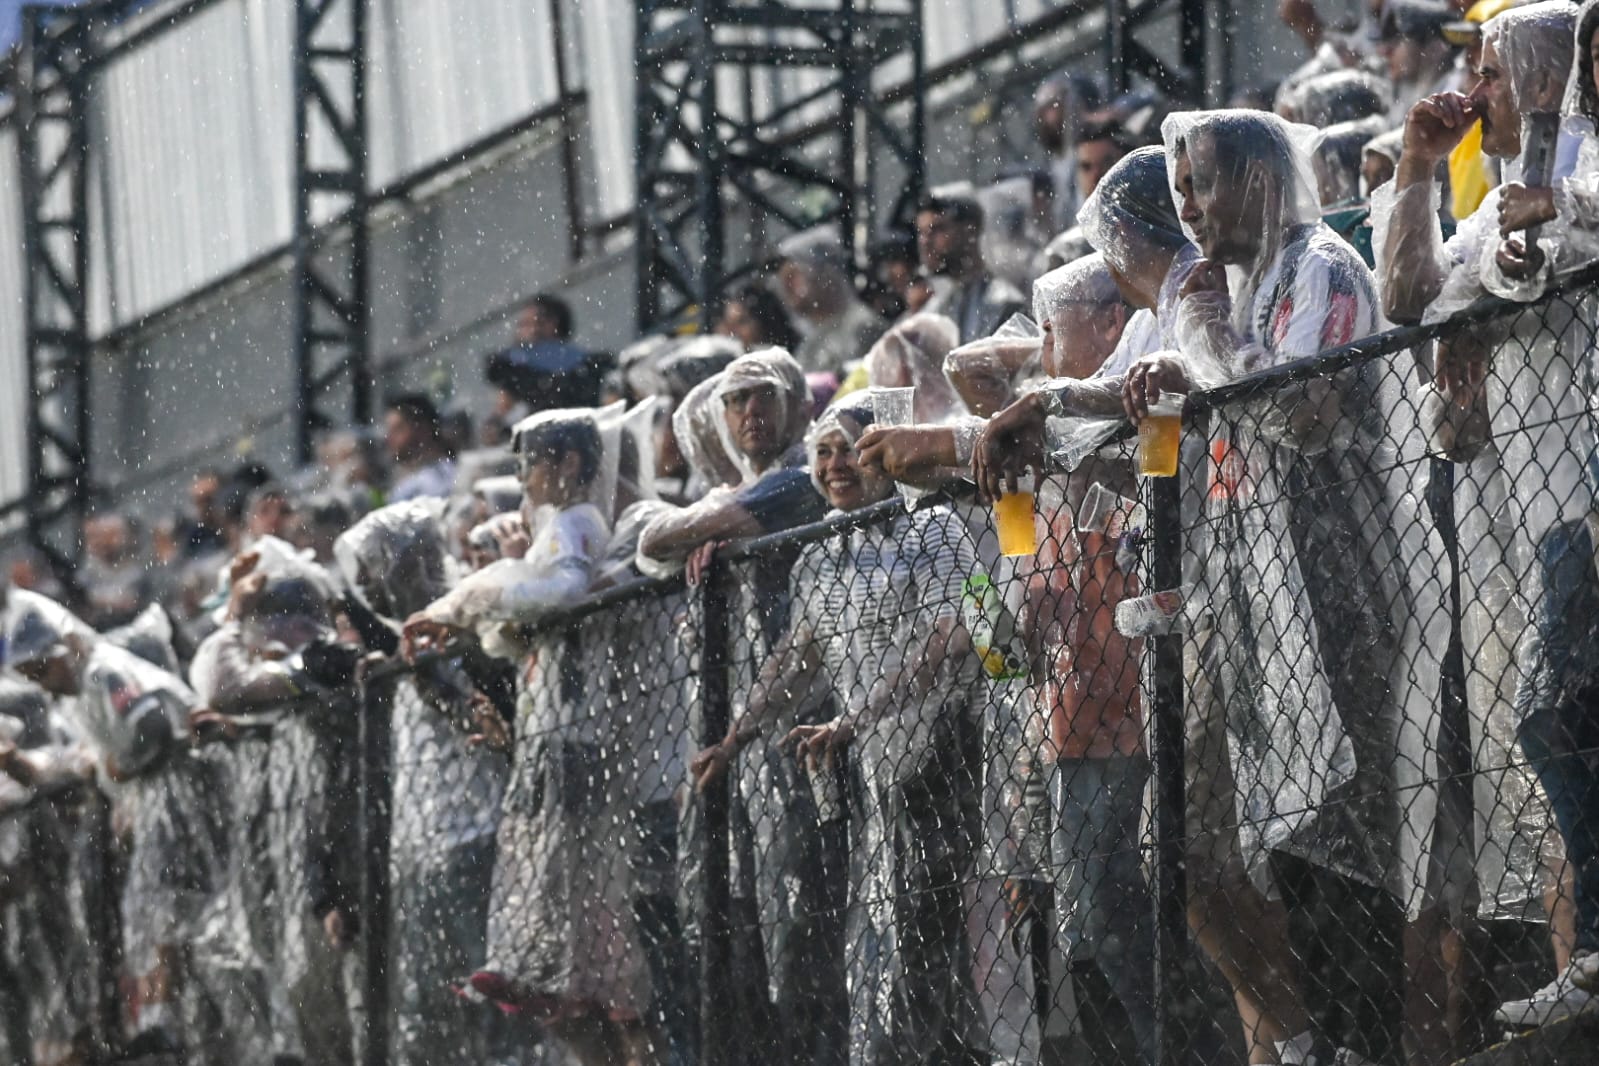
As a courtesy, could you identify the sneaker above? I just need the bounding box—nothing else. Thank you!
[1493,957,1599,1029]
[1573,952,1599,992]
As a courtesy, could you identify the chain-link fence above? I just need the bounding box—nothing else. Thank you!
[4,274,1599,1066]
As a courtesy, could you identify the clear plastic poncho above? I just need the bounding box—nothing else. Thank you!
[419,408,614,638]
[711,347,815,484]
[1315,115,1392,207]
[1276,68,1391,128]
[979,176,1045,291]
[942,313,1043,418]
[333,500,507,1062]
[1164,109,1452,914]
[861,312,965,424]
[4,591,224,973]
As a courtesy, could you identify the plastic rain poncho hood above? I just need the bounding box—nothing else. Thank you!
[942,313,1043,417]
[1276,69,1391,128]
[1162,109,1325,355]
[802,390,896,503]
[674,373,746,492]
[862,312,965,424]
[1076,145,1190,279]
[335,499,455,622]
[711,347,814,484]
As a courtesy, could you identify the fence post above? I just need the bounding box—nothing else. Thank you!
[1148,472,1187,1066]
[358,676,393,1066]
[83,790,121,1062]
[697,562,734,1066]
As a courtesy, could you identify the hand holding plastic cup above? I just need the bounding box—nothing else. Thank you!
[1136,396,1183,478]
[993,471,1038,557]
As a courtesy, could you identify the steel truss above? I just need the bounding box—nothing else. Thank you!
[292,0,370,463]
[1107,0,1213,104]
[16,3,94,585]
[634,0,924,332]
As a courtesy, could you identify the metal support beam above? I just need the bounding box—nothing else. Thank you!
[1106,0,1213,105]
[293,0,369,464]
[635,0,923,333]
[17,3,94,590]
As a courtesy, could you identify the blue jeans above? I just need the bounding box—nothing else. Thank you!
[1515,519,1599,955]
[1050,755,1156,1065]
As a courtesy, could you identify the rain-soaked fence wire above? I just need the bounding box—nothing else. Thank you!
[4,273,1599,1066]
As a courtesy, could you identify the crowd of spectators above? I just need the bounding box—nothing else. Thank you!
[5,2,1599,1066]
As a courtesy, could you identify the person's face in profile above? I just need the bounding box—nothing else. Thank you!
[1174,135,1266,266]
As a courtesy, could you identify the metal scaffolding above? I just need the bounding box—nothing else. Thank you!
[633,0,924,332]
[292,0,371,464]
[1107,0,1215,104]
[15,3,94,586]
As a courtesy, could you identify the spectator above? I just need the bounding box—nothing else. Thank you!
[1378,1,1599,1028]
[916,188,1030,344]
[179,467,233,559]
[1074,114,1136,206]
[1277,68,1393,127]
[693,390,983,1066]
[979,176,1049,291]
[773,230,888,379]
[5,589,224,1060]
[78,511,149,630]
[865,231,920,320]
[1375,0,1461,124]
[637,349,824,580]
[1439,0,1518,219]
[484,293,603,415]
[336,503,511,1066]
[715,282,802,352]
[384,393,457,502]
[1034,73,1103,228]
[242,483,298,548]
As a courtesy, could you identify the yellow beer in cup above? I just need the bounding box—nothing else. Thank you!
[993,474,1038,557]
[1137,397,1182,478]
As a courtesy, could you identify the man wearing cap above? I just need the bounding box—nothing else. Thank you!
[916,189,1030,344]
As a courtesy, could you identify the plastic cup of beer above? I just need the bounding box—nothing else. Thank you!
[873,386,915,428]
[1137,396,1183,478]
[993,472,1038,557]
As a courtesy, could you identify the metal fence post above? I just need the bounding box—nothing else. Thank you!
[358,676,394,1066]
[1148,472,1187,1066]
[697,562,734,1066]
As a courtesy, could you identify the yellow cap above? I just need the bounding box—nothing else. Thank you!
[1442,0,1521,45]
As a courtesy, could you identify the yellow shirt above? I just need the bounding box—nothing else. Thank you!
[1449,122,1493,221]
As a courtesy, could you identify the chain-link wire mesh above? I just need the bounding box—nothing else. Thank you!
[5,276,1599,1066]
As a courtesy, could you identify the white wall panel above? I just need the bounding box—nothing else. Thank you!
[0,124,26,511]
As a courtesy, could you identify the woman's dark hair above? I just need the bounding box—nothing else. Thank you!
[723,284,802,350]
[1578,5,1599,125]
